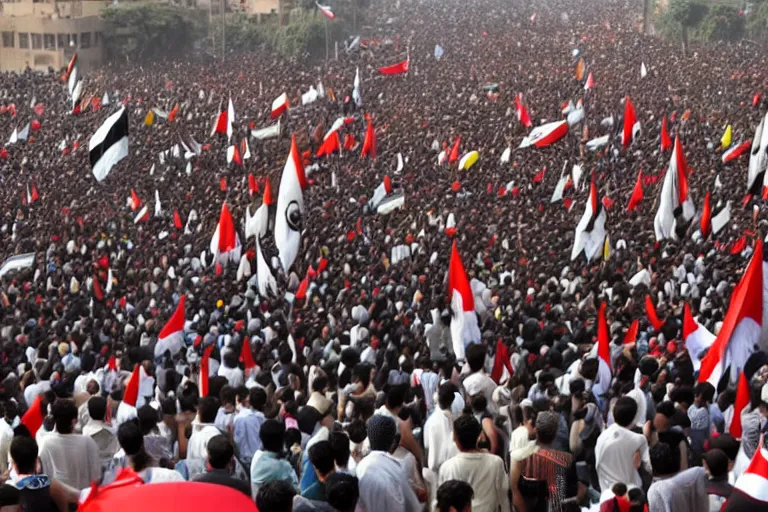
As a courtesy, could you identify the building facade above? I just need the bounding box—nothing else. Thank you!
[0,0,109,73]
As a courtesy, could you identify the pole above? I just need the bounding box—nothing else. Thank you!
[335,40,338,60]
[209,0,214,58]
[221,0,226,59]
[324,16,329,61]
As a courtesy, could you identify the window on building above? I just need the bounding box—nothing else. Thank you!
[80,32,91,48]
[18,33,29,49]
[94,32,103,47]
[1,32,13,48]
[31,33,42,50]
[43,33,55,50]
[70,33,77,48]
[57,33,67,49]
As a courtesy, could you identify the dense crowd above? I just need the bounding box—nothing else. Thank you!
[0,0,768,509]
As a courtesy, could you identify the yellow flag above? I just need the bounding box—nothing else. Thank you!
[603,234,611,261]
[575,58,585,81]
[144,110,155,126]
[721,125,732,149]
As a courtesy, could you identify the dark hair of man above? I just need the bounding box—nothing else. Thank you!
[330,430,351,468]
[117,420,150,471]
[207,435,234,470]
[352,364,371,388]
[260,419,285,454]
[219,385,236,407]
[326,473,359,512]
[10,436,38,475]
[256,480,296,512]
[454,414,482,451]
[466,343,487,373]
[437,479,474,512]
[87,396,107,422]
[613,396,639,428]
[308,440,335,478]
[313,375,328,393]
[51,399,78,434]
[438,383,458,411]
[249,387,267,411]
[198,396,219,424]
[650,442,680,477]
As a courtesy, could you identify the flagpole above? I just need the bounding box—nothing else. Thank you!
[324,15,329,61]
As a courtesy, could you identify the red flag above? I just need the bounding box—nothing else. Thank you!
[130,189,142,211]
[622,96,637,148]
[451,180,461,192]
[378,58,410,75]
[168,104,179,122]
[361,118,376,159]
[92,274,104,301]
[263,178,274,206]
[701,191,712,239]
[30,184,39,203]
[601,196,615,210]
[219,176,227,191]
[21,395,45,437]
[593,302,613,398]
[108,355,117,371]
[248,174,259,196]
[33,103,44,117]
[490,339,513,384]
[754,92,762,107]
[173,209,183,230]
[212,110,227,136]
[661,116,672,152]
[533,168,545,183]
[730,371,751,439]
[344,133,356,151]
[623,319,639,345]
[123,364,141,407]
[515,93,533,128]
[296,276,310,300]
[200,345,214,397]
[584,72,595,90]
[31,119,41,131]
[240,337,256,371]
[449,137,461,163]
[645,295,665,331]
[232,145,242,167]
[317,131,341,157]
[211,202,239,254]
[627,170,644,212]
[730,235,748,255]
[317,257,328,273]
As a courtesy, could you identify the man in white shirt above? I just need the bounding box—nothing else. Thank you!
[187,396,222,462]
[423,383,459,473]
[81,396,119,466]
[462,344,498,414]
[595,396,651,492]
[217,349,244,389]
[0,404,14,473]
[439,415,510,512]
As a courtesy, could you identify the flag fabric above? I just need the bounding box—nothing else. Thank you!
[369,176,393,210]
[133,205,149,224]
[168,104,179,122]
[275,135,307,272]
[434,44,444,60]
[627,170,644,212]
[661,116,672,152]
[726,443,768,509]
[316,1,335,19]
[251,120,281,140]
[566,100,585,127]
[646,295,665,331]
[256,239,277,297]
[316,130,341,157]
[353,67,362,107]
[145,110,155,126]
[0,253,35,278]
[240,337,256,372]
[654,135,695,241]
[248,174,259,196]
[445,213,457,237]
[448,241,481,361]
[748,113,768,195]
[155,295,186,357]
[174,210,183,230]
[210,110,227,137]
[89,107,129,182]
[592,302,613,399]
[622,96,638,148]
[571,180,607,261]
[226,97,235,142]
[210,202,242,264]
[241,137,251,160]
[515,93,533,128]
[683,303,715,371]
[584,71,595,90]
[123,364,141,407]
[623,319,639,345]
[519,120,568,149]
[730,371,750,439]
[379,58,410,75]
[722,125,733,149]
[722,139,752,164]
[640,62,648,78]
[699,239,763,386]
[575,58,585,81]
[712,200,732,236]
[586,134,610,151]
[701,191,712,238]
[199,345,214,397]
[361,118,376,159]
[226,144,242,166]
[21,395,45,437]
[490,339,513,384]
[449,137,461,163]
[271,93,289,119]
[130,189,142,211]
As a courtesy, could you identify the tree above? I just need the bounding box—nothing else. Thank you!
[669,0,708,55]
[699,5,745,42]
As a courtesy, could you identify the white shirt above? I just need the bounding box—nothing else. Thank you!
[74,373,97,395]
[595,423,651,491]
[38,432,101,490]
[439,451,510,512]
[115,402,137,428]
[423,409,457,472]
[187,424,221,462]
[217,365,244,388]
[23,380,50,407]
[463,372,498,413]
[356,451,421,512]
[0,419,13,473]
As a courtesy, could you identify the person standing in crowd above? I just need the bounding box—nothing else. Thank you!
[192,435,251,497]
[81,396,118,467]
[595,396,651,492]
[250,419,299,498]
[437,480,475,512]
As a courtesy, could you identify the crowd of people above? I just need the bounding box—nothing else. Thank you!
[0,0,768,509]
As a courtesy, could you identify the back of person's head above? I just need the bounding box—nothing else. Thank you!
[137,405,159,435]
[346,419,367,444]
[117,420,144,457]
[437,479,474,512]
[453,414,482,451]
[87,396,107,422]
[197,396,219,424]
[326,473,359,512]
[466,343,487,373]
[249,386,267,412]
[260,419,285,453]
[614,396,639,428]
[471,394,488,413]
[313,375,328,393]
[10,435,38,474]
[51,398,78,434]
[206,434,234,470]
[366,414,397,452]
[223,349,238,369]
[702,448,729,478]
[219,385,235,407]
[650,442,680,477]
[535,411,560,445]
[330,430,351,468]
[308,440,335,478]
[256,480,296,512]
[352,364,371,388]
[385,385,406,410]
[709,433,740,461]
[693,382,715,403]
[438,382,458,411]
[580,358,599,381]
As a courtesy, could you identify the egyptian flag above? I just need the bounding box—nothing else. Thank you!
[154,295,186,358]
[21,395,45,437]
[274,135,307,272]
[316,1,335,19]
[317,130,341,157]
[730,371,750,439]
[361,118,376,159]
[724,443,768,511]
[445,213,457,237]
[210,108,227,137]
[748,113,768,196]
[623,319,639,345]
[584,72,594,91]
[571,180,607,261]
[515,93,533,128]
[89,107,129,182]
[324,116,355,140]
[271,93,289,119]
[379,57,410,75]
[246,178,274,240]
[646,295,665,331]
[248,174,259,196]
[168,104,179,122]
[67,54,83,114]
[654,135,695,241]
[92,273,105,301]
[591,302,613,400]
[129,189,142,211]
[227,144,242,166]
[683,303,715,371]
[174,209,183,230]
[519,120,568,149]
[491,338,513,384]
[123,364,141,407]
[240,337,256,373]
[369,176,393,210]
[699,239,763,386]
[449,137,461,163]
[133,205,149,224]
[210,202,242,264]
[712,201,732,236]
[199,345,214,397]
[723,139,752,164]
[241,137,251,161]
[661,116,672,152]
[622,96,638,148]
[701,191,713,238]
[627,170,644,212]
[448,241,481,361]
[65,53,78,85]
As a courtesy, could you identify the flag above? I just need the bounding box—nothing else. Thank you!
[723,139,752,164]
[241,137,251,160]
[748,113,768,196]
[683,302,715,371]
[251,121,281,140]
[316,1,335,19]
[586,134,610,151]
[369,176,393,210]
[0,253,35,278]
[730,371,750,439]
[227,144,242,166]
[755,92,763,107]
[575,58,585,80]
[712,201,731,235]
[200,345,214,397]
[448,241,481,360]
[210,109,227,137]
[123,364,141,407]
[515,93,533,128]
[646,295,665,331]
[623,319,639,345]
[168,104,179,122]
[210,202,242,264]
[445,213,457,237]
[722,125,733,149]
[640,62,648,78]
[89,107,129,182]
[353,67,362,107]
[275,135,307,272]
[361,118,376,159]
[627,170,644,212]
[490,339,513,384]
[317,130,341,157]
[256,239,277,297]
[449,137,461,163]
[699,239,763,386]
[654,135,695,241]
[240,337,256,372]
[519,120,568,148]
[21,395,45,437]
[622,96,638,148]
[129,189,142,211]
[434,44,444,60]
[603,234,611,261]
[296,276,310,300]
[226,97,235,142]
[145,110,155,126]
[271,93,289,119]
[701,191,712,238]
[661,116,672,152]
[379,58,410,75]
[174,209,183,230]
[584,71,594,90]
[155,295,186,357]
[592,302,613,399]
[567,99,585,127]
[92,273,104,301]
[571,180,607,261]
[551,170,569,203]
[726,442,768,509]
[133,205,149,224]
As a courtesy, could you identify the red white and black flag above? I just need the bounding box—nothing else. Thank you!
[89,106,129,182]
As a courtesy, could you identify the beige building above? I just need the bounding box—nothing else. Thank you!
[0,0,109,73]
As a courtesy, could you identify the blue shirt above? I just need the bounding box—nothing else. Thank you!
[250,450,298,496]
[234,408,265,466]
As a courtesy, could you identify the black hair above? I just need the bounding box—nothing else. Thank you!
[466,343,487,373]
[453,414,482,451]
[260,419,286,454]
[137,405,159,436]
[308,440,335,477]
[10,435,38,474]
[197,396,219,424]
[346,419,367,444]
[219,385,236,406]
[312,375,328,393]
[650,442,680,477]
[471,394,488,413]
[655,401,676,419]
[326,473,359,512]
[437,479,474,512]
[117,420,150,471]
[256,480,296,512]
[206,435,234,470]
[51,399,78,434]
[613,396,638,428]
[87,396,107,422]
[385,385,407,410]
[693,382,716,403]
[330,430,351,468]
[438,382,458,411]
[352,364,371,388]
[249,387,267,412]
